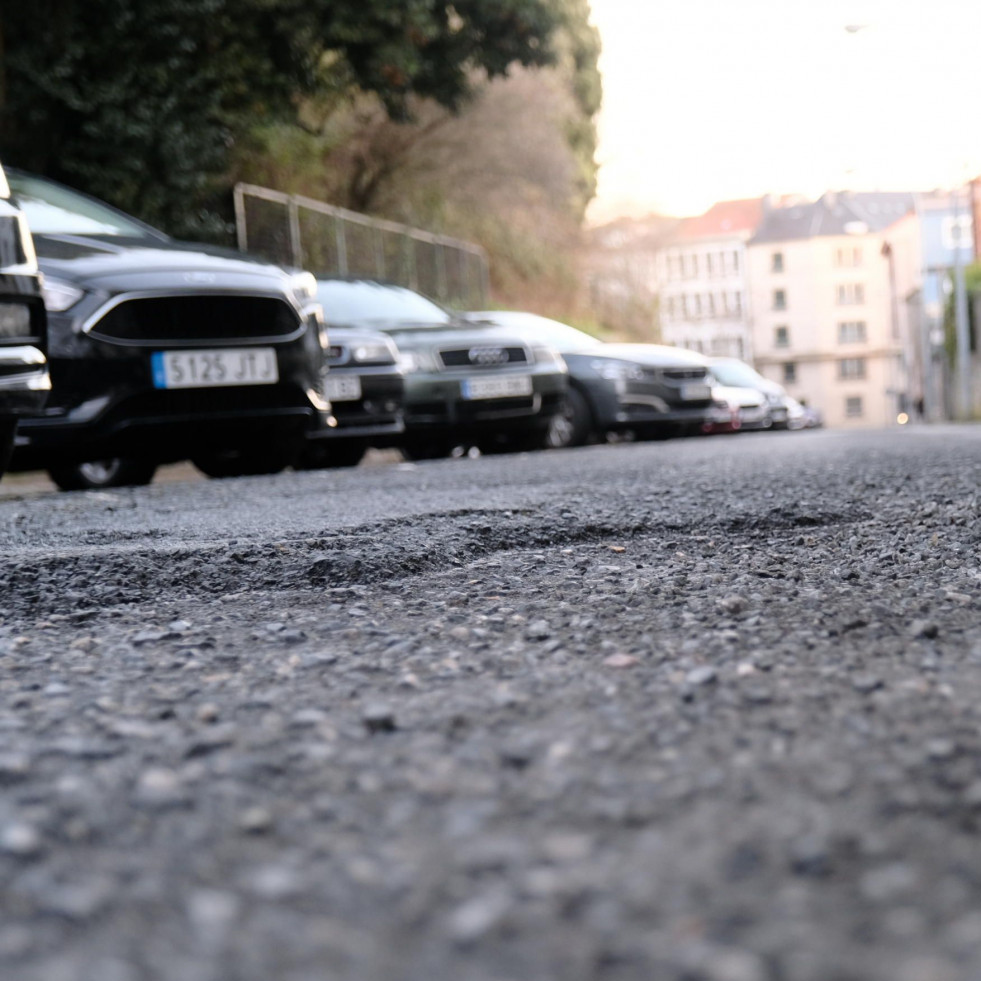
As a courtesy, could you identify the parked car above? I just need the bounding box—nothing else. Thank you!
[705,380,771,432]
[5,169,331,489]
[295,326,404,469]
[465,311,719,446]
[0,163,50,482]
[706,357,789,429]
[315,280,567,458]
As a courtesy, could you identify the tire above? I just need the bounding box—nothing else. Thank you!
[0,418,16,483]
[192,446,294,479]
[399,438,457,461]
[48,458,158,491]
[547,387,594,448]
[294,440,367,470]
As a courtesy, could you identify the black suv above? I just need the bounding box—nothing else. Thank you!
[6,170,331,489]
[0,163,49,482]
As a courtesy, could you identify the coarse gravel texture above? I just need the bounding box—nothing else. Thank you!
[1,426,980,981]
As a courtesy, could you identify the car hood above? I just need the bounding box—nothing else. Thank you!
[577,343,711,368]
[33,233,294,296]
[348,320,531,350]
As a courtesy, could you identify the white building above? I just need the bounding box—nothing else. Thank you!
[747,192,916,429]
[655,199,763,359]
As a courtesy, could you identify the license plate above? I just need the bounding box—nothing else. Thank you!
[325,374,362,402]
[151,348,278,389]
[681,383,712,401]
[461,375,533,400]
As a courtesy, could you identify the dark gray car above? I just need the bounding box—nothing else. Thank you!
[466,311,720,446]
[316,280,567,458]
[0,162,49,482]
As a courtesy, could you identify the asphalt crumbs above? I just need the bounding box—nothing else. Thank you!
[0,426,980,981]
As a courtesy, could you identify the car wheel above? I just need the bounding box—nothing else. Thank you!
[294,440,367,470]
[400,439,456,461]
[547,388,593,448]
[0,418,16,482]
[48,458,158,491]
[192,446,294,479]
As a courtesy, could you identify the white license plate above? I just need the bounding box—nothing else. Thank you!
[681,383,712,401]
[151,348,278,389]
[325,374,363,402]
[461,375,534,400]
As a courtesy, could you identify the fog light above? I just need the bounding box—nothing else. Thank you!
[0,303,31,339]
[897,412,909,425]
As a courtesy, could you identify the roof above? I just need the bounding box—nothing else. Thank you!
[675,198,764,241]
[750,191,916,244]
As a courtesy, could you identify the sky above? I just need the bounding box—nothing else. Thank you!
[585,0,981,224]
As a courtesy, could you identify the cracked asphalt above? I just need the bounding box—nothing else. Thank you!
[1,426,980,981]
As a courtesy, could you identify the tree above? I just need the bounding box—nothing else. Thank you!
[0,0,561,238]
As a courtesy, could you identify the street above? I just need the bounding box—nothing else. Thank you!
[1,427,980,981]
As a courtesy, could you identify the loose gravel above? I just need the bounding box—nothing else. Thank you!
[0,427,979,981]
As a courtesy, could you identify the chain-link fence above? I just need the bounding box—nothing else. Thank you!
[234,183,489,309]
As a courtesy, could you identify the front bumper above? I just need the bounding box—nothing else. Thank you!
[402,366,567,435]
[12,323,331,468]
[316,365,405,443]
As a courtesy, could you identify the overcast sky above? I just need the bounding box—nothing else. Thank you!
[586,0,981,223]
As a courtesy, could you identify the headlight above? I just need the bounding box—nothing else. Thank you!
[531,344,564,368]
[289,271,318,303]
[352,342,395,364]
[0,303,32,339]
[590,359,645,382]
[397,349,438,372]
[41,277,85,313]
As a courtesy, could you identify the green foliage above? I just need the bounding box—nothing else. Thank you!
[0,0,561,239]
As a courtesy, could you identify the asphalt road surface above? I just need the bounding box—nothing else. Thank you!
[1,426,979,981]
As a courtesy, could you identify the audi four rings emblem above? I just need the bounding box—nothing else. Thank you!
[468,346,509,365]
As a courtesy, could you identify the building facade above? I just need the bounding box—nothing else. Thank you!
[655,199,763,359]
[747,192,916,429]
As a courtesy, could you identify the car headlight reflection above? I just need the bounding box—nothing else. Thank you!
[590,359,646,382]
[353,342,395,364]
[531,344,565,368]
[397,349,439,372]
[41,277,85,313]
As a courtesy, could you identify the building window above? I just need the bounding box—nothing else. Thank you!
[834,247,863,268]
[783,362,797,384]
[728,292,743,317]
[771,251,784,273]
[732,250,740,274]
[838,321,867,344]
[836,283,865,306]
[942,215,972,251]
[690,254,699,278]
[773,289,787,310]
[845,396,863,418]
[838,357,867,380]
[706,253,714,277]
[774,326,789,347]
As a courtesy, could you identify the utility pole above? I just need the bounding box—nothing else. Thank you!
[953,186,972,419]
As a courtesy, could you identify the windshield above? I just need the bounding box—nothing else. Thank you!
[317,280,452,327]
[5,172,159,238]
[710,359,764,388]
[468,312,601,353]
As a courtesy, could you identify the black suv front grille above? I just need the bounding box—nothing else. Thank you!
[88,295,302,347]
[659,368,709,382]
[439,346,528,368]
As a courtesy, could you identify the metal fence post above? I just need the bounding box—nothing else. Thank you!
[288,197,303,269]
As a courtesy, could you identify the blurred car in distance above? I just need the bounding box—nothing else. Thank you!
[5,169,331,490]
[0,162,50,483]
[706,357,789,429]
[465,311,718,447]
[315,281,567,458]
[295,325,404,469]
